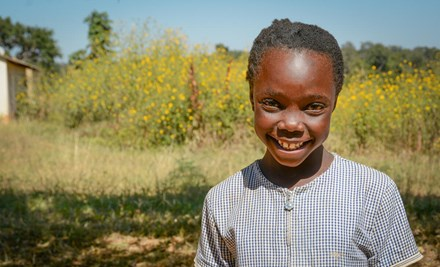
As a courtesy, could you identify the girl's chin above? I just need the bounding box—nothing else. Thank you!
[264,140,325,168]
[265,150,311,169]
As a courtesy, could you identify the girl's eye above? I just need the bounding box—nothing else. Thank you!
[306,103,327,113]
[260,99,281,111]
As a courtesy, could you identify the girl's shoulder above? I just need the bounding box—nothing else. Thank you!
[330,153,400,196]
[206,161,259,195]
[203,161,263,209]
[332,154,391,178]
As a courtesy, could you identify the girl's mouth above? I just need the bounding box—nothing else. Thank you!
[276,139,310,151]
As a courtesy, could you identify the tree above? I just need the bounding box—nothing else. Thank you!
[84,11,112,58]
[68,49,87,64]
[215,43,229,53]
[18,27,61,69]
[0,17,17,52]
[360,42,389,71]
[0,16,61,70]
[215,43,245,59]
[68,11,113,64]
[341,42,364,74]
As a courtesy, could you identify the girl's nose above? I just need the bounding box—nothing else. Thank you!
[277,111,305,132]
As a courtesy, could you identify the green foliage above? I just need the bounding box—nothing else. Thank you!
[18,27,61,70]
[68,11,113,63]
[85,10,112,58]
[68,49,87,65]
[215,43,245,59]
[360,42,390,71]
[0,16,17,51]
[341,41,440,74]
[0,16,61,70]
[341,42,364,74]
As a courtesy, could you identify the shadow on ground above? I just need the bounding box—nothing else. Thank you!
[0,160,210,266]
[403,194,440,266]
[0,177,439,266]
[0,184,210,266]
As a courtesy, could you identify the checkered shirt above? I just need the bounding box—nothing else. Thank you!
[195,154,422,266]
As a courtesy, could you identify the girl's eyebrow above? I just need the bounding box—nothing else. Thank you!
[262,88,331,102]
[262,88,283,97]
[307,94,331,101]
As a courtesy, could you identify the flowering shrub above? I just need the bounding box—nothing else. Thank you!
[333,62,440,151]
[25,29,249,147]
[21,28,440,151]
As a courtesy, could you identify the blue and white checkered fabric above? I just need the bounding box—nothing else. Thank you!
[195,154,422,266]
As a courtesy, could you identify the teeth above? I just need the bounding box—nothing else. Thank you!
[277,140,304,151]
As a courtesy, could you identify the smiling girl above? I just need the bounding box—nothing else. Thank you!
[195,19,422,266]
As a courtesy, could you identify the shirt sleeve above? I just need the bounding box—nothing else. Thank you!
[194,194,235,267]
[369,180,423,266]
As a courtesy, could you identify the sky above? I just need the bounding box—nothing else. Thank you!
[1,0,439,63]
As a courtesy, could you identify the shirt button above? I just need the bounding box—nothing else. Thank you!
[284,202,294,211]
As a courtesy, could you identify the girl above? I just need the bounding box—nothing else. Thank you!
[195,19,422,266]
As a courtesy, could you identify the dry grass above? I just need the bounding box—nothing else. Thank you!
[0,120,438,266]
[0,120,261,194]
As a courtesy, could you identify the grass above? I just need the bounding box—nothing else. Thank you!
[0,120,439,266]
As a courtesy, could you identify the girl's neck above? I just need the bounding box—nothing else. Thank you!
[259,146,334,189]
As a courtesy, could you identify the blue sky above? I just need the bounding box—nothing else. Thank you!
[1,0,439,62]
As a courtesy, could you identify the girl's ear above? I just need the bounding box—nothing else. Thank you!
[249,87,255,111]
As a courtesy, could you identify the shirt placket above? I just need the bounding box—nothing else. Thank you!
[284,189,297,267]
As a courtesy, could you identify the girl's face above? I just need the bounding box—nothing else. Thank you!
[251,48,336,168]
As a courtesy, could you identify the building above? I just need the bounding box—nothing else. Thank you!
[0,49,39,122]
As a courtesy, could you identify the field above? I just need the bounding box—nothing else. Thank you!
[0,120,439,266]
[2,27,440,266]
[0,120,260,266]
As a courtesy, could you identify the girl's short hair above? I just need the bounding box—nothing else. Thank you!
[247,19,344,95]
